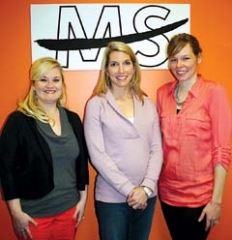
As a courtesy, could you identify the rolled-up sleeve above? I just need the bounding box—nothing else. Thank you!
[208,84,232,170]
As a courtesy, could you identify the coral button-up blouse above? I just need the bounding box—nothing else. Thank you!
[157,75,232,207]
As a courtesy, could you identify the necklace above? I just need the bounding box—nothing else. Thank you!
[174,84,186,108]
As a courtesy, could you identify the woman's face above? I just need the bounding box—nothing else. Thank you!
[32,67,63,106]
[168,43,201,83]
[106,51,135,90]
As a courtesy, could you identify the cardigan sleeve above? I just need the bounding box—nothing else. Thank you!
[0,112,24,200]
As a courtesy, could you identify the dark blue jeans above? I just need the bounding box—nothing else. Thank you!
[160,201,210,240]
[95,197,156,240]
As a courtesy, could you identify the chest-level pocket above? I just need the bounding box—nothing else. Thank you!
[184,112,210,137]
[160,114,182,139]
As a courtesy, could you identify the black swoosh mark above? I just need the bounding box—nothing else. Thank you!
[35,18,188,51]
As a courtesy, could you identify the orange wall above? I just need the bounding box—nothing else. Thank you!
[0,1,232,239]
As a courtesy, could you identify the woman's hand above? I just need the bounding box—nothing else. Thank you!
[198,201,221,231]
[127,187,147,210]
[73,186,88,227]
[73,199,86,227]
[11,210,37,240]
[7,199,37,239]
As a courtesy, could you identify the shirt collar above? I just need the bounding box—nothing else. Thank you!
[188,74,203,99]
[168,74,203,99]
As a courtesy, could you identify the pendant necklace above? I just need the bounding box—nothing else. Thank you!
[174,84,186,109]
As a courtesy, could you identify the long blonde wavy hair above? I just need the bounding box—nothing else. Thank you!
[18,57,67,123]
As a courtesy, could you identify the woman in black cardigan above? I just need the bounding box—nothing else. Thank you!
[0,57,89,240]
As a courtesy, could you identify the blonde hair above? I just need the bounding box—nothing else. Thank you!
[18,57,67,123]
[92,41,146,102]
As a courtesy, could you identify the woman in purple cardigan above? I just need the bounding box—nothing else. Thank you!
[84,41,163,240]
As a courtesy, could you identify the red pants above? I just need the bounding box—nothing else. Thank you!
[18,206,77,240]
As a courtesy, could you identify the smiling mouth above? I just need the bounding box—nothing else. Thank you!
[44,90,56,93]
[176,71,186,75]
[117,76,127,80]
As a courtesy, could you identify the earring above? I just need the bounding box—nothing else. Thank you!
[106,76,111,87]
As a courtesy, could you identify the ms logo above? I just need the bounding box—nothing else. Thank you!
[31,4,190,70]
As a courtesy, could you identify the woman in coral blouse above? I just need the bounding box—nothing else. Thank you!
[157,33,232,240]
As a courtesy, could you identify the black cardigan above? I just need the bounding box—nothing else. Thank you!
[0,109,89,200]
